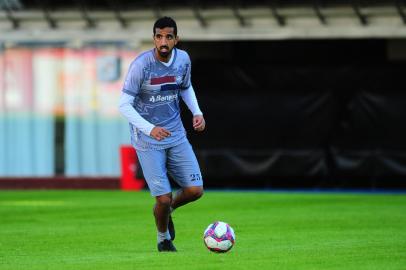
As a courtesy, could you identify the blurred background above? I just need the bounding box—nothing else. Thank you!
[1,0,406,189]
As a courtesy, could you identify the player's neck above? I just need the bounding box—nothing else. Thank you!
[155,50,172,63]
[157,49,175,67]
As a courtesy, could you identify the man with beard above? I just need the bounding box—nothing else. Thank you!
[119,16,205,252]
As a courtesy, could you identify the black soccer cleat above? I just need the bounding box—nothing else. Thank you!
[157,239,177,252]
[168,215,175,241]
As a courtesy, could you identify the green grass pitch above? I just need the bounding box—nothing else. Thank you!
[1,190,405,270]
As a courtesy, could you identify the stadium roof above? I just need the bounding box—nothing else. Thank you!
[1,0,406,43]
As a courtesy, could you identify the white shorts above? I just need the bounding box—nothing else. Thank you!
[136,141,203,196]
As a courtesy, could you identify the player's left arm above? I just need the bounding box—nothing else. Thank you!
[180,85,205,132]
[192,114,205,132]
[180,53,205,132]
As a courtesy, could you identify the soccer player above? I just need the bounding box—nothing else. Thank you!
[118,16,205,252]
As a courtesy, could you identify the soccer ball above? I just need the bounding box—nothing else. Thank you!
[203,221,235,253]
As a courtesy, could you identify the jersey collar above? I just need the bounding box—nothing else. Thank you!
[154,47,177,68]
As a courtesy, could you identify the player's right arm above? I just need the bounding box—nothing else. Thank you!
[118,92,154,135]
[119,59,170,141]
[118,93,171,141]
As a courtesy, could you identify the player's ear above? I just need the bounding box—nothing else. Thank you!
[175,36,179,45]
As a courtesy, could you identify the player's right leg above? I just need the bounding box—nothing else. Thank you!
[154,193,177,252]
[136,149,177,252]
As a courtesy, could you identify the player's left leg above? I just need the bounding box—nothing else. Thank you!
[167,141,204,210]
[171,186,203,210]
[167,186,203,241]
[166,141,204,239]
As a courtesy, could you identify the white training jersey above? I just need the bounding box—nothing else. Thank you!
[121,48,193,150]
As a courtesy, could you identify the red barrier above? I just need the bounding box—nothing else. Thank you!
[120,145,145,191]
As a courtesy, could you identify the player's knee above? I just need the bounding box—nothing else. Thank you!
[190,186,204,200]
[156,194,172,207]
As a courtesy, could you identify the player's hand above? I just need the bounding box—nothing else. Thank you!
[193,115,205,132]
[150,126,171,141]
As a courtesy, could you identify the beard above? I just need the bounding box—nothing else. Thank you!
[157,46,171,58]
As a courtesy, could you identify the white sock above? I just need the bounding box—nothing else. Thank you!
[157,231,167,243]
[165,230,171,240]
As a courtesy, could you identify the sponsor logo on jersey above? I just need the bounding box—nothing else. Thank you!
[149,94,178,103]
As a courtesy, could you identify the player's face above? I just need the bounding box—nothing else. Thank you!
[153,27,178,61]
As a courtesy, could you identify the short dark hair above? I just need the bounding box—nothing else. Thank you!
[153,16,177,36]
